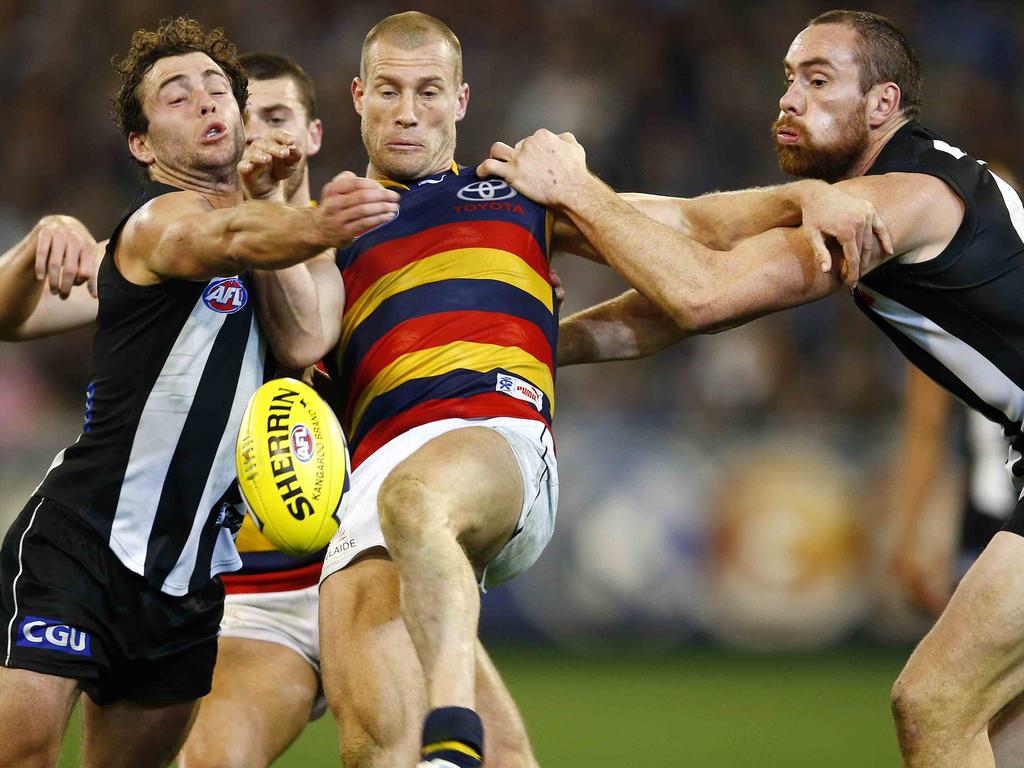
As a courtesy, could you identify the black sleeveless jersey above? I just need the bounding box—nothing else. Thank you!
[37,182,267,595]
[854,122,1024,488]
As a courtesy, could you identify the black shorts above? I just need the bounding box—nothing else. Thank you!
[0,496,224,705]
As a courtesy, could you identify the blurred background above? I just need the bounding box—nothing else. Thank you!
[2,0,1022,765]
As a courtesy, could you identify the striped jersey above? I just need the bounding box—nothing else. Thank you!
[327,164,557,469]
[37,182,267,596]
[853,123,1024,488]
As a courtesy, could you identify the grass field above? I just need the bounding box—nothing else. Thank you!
[57,645,906,767]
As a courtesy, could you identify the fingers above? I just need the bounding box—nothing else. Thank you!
[477,158,510,180]
[855,214,873,287]
[86,245,99,298]
[58,239,81,298]
[873,210,895,255]
[47,229,66,295]
[839,226,860,286]
[489,142,514,161]
[807,229,831,274]
[35,225,53,281]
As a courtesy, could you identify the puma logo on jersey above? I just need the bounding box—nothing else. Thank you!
[203,277,248,314]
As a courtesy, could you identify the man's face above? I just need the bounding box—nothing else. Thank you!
[245,76,322,200]
[353,37,468,181]
[132,52,246,182]
[773,23,870,182]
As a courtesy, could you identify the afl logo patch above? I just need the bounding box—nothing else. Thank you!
[457,180,517,202]
[290,424,315,463]
[203,277,248,314]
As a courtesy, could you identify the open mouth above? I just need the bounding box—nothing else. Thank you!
[201,122,227,142]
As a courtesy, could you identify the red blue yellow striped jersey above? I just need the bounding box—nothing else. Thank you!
[328,163,558,469]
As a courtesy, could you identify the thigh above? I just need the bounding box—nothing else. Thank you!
[81,696,198,768]
[384,426,524,567]
[0,666,79,766]
[904,531,1024,731]
[319,553,426,765]
[179,636,319,768]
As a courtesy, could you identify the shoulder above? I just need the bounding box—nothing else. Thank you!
[121,190,213,252]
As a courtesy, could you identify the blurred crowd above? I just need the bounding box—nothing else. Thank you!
[2,0,1022,646]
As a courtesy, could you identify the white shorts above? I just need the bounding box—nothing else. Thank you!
[221,585,327,720]
[320,417,558,590]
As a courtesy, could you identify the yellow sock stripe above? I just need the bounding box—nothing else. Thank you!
[422,740,482,761]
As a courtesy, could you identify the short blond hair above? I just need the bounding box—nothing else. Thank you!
[360,11,463,83]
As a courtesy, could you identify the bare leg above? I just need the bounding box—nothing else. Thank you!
[320,552,538,768]
[320,552,425,768]
[0,666,78,767]
[377,427,522,712]
[892,532,1024,767]
[178,637,319,768]
[81,696,198,768]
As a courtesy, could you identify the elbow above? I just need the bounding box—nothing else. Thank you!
[272,339,329,370]
[664,292,720,335]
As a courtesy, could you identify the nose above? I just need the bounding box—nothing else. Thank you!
[395,91,417,128]
[198,90,217,117]
[779,81,803,116]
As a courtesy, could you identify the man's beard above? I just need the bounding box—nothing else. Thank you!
[772,109,868,183]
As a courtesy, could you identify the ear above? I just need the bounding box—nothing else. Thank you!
[867,82,901,128]
[128,132,155,166]
[454,82,469,123]
[352,77,365,116]
[306,118,324,158]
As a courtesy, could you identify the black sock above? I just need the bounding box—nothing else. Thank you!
[420,706,484,767]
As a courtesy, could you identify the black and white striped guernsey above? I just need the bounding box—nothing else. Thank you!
[853,122,1024,490]
[36,182,267,596]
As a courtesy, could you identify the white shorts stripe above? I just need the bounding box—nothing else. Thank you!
[5,500,44,666]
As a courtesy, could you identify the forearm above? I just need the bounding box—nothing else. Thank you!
[622,180,824,250]
[159,202,331,280]
[558,290,687,365]
[683,180,826,249]
[562,175,839,331]
[253,253,342,368]
[0,227,45,340]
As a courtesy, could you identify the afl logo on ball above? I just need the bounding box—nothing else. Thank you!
[457,180,517,202]
[290,424,315,463]
[203,277,248,314]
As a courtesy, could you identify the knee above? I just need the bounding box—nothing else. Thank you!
[891,659,964,743]
[378,472,434,545]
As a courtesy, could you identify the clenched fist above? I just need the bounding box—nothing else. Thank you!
[315,171,400,246]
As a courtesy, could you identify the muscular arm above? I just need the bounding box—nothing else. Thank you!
[550,183,823,262]
[120,173,397,284]
[252,253,344,369]
[122,193,336,283]
[566,170,955,327]
[554,171,960,363]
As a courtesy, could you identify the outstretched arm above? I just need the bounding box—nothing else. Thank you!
[0,216,102,341]
[558,290,686,366]
[484,130,959,334]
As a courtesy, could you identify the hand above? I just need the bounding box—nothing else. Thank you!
[798,181,894,287]
[477,129,589,209]
[34,215,98,299]
[549,265,566,311]
[239,129,303,201]
[316,172,400,245]
[888,541,951,618]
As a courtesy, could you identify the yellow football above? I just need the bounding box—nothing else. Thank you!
[236,377,349,557]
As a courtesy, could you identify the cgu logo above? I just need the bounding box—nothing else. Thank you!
[16,616,92,657]
[203,277,248,314]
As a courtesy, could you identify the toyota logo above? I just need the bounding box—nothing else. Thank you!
[457,180,518,202]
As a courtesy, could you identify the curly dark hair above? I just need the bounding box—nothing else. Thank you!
[111,16,248,139]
